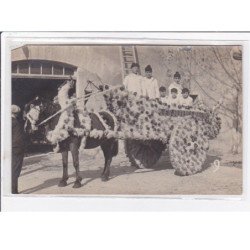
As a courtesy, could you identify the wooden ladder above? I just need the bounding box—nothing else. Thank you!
[120,45,140,79]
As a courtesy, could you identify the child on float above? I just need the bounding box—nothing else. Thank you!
[167,88,180,108]
[159,86,168,104]
[179,88,193,107]
[168,71,183,98]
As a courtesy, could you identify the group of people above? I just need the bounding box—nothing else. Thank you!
[123,63,193,107]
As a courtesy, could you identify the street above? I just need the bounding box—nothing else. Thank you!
[19,141,242,195]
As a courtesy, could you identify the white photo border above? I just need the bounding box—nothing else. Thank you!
[1,32,249,211]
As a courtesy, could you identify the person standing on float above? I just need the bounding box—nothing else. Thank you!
[123,63,143,96]
[168,71,183,98]
[141,65,160,99]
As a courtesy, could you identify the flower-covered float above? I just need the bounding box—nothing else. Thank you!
[45,83,221,176]
[103,87,221,176]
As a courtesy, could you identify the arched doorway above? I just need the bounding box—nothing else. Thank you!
[12,59,77,155]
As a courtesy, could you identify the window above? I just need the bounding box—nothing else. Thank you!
[53,64,63,75]
[12,63,17,73]
[18,62,29,74]
[12,60,76,77]
[65,67,74,75]
[30,62,41,74]
[42,62,52,75]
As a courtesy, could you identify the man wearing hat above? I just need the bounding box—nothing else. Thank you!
[12,105,26,194]
[141,65,160,99]
[123,62,143,96]
[168,71,183,98]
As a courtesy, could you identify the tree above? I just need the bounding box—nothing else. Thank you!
[154,45,242,154]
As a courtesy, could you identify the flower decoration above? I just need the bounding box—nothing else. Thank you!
[103,88,221,145]
[47,85,221,163]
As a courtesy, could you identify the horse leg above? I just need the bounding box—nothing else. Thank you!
[70,140,82,188]
[58,151,69,187]
[101,157,112,182]
[100,140,116,182]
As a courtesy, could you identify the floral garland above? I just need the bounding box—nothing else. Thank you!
[103,87,221,143]
[46,82,92,152]
[46,86,221,155]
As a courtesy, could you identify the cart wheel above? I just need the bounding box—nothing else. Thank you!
[125,139,165,168]
[169,119,209,176]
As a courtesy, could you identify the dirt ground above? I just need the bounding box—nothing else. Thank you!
[19,141,242,195]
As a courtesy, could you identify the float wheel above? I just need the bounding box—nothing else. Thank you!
[125,139,165,168]
[169,120,209,176]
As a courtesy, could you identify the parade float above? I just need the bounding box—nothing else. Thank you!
[44,83,221,176]
[103,87,221,176]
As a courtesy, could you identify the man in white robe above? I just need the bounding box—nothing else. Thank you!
[141,65,160,99]
[123,62,143,96]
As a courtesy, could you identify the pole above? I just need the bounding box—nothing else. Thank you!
[37,85,122,127]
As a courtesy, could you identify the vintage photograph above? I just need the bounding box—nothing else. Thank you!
[10,44,243,195]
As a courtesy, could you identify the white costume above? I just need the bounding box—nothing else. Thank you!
[47,81,92,152]
[47,82,75,148]
[168,82,182,97]
[160,96,168,104]
[179,96,193,106]
[167,96,180,107]
[123,73,143,96]
[141,77,160,99]
[58,82,72,109]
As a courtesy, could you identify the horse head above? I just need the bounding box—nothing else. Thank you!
[24,97,45,134]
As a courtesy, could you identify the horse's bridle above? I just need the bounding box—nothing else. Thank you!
[24,105,41,132]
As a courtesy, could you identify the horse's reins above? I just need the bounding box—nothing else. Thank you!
[36,85,122,127]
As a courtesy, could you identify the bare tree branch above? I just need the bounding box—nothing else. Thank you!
[212,47,240,86]
[226,47,242,85]
[190,53,235,89]
[192,77,236,114]
[218,110,235,120]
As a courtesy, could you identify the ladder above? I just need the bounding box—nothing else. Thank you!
[120,45,140,80]
[119,45,140,165]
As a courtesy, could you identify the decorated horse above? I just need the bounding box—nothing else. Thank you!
[25,80,118,188]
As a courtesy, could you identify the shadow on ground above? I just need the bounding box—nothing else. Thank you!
[20,153,222,194]
[20,163,136,194]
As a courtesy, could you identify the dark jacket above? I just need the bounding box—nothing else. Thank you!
[12,116,26,151]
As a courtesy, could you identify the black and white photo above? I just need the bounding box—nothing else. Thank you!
[5,41,242,195]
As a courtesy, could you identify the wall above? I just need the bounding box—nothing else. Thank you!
[12,45,123,85]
